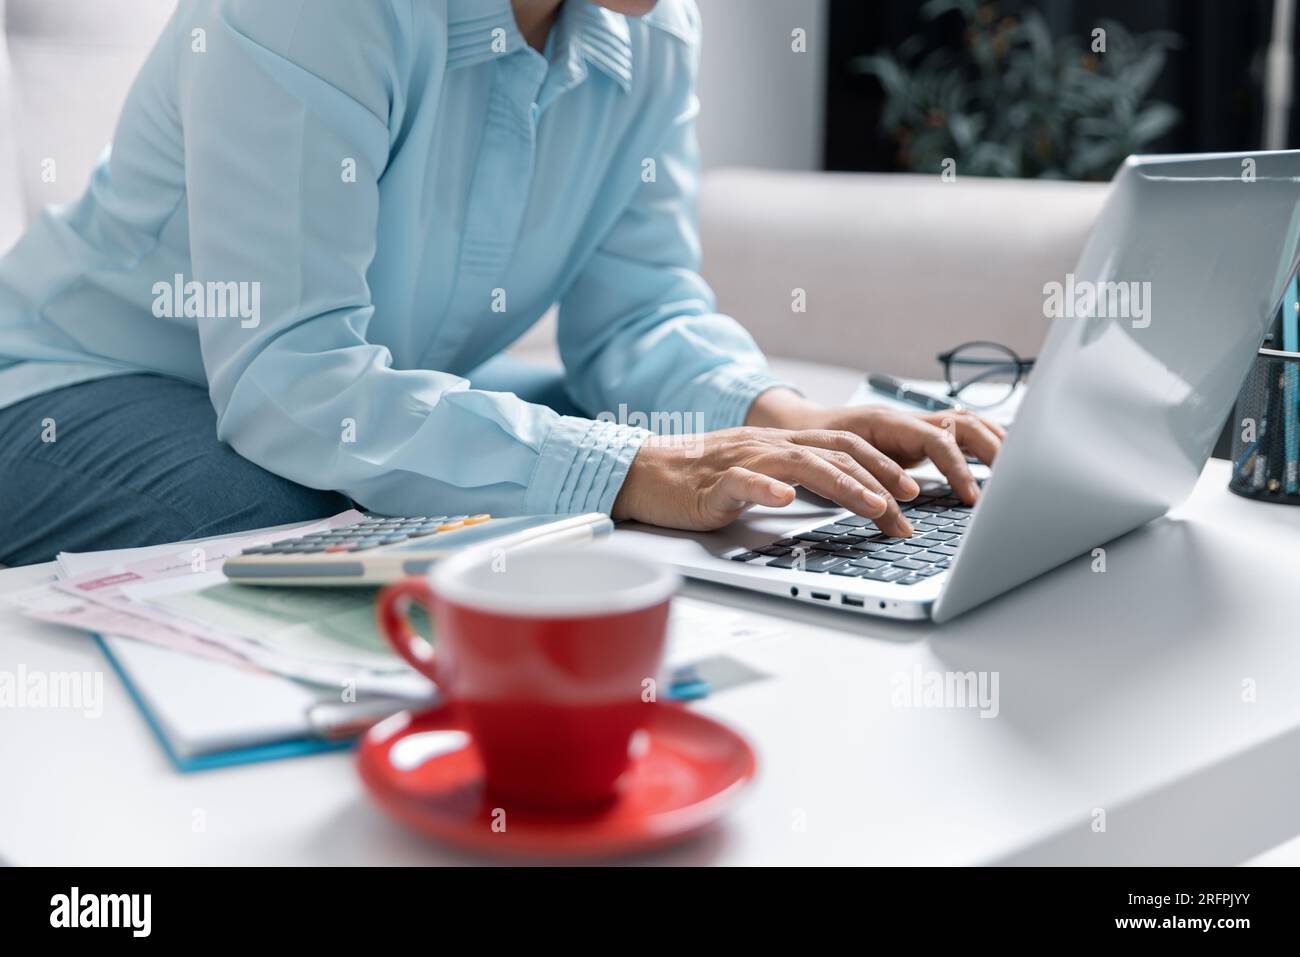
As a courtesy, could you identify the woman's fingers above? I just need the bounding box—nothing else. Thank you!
[805,448,913,537]
[788,429,920,502]
[947,412,1002,466]
[752,447,910,533]
[710,466,796,516]
[915,419,982,504]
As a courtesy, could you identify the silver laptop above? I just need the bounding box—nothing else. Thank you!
[622,150,1300,622]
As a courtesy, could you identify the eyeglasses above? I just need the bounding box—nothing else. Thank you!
[936,341,1035,408]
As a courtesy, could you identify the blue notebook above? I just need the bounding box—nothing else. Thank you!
[95,633,419,772]
[95,633,713,772]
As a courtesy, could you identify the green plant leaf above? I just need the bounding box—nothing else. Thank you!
[1129,103,1180,144]
[853,2,1180,180]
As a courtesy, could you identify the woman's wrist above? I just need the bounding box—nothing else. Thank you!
[744,387,825,431]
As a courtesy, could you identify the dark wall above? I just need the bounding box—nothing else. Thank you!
[825,0,1277,173]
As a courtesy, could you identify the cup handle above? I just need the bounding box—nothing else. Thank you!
[376,577,440,684]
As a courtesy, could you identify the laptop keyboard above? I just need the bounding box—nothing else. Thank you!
[723,485,971,587]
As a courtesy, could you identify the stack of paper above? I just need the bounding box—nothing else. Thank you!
[11,511,430,698]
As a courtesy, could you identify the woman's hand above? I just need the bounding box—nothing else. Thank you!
[612,425,922,534]
[610,389,1005,533]
[745,389,1005,505]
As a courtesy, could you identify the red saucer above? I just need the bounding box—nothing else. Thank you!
[357,703,756,859]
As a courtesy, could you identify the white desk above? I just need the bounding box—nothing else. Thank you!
[2,459,1299,865]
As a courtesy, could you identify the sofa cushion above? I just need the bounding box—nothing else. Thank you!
[698,169,1107,378]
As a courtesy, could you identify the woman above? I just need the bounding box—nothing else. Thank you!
[0,0,1002,565]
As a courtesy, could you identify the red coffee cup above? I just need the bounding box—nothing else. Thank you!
[376,545,678,809]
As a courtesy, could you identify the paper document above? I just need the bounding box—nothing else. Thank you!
[18,511,428,696]
[125,573,410,672]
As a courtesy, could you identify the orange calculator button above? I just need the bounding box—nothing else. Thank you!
[464,514,492,525]
[436,521,464,532]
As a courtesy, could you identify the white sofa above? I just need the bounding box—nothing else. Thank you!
[0,0,1109,406]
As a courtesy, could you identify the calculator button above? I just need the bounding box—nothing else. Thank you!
[325,545,350,553]
[436,520,464,532]
[464,514,492,525]
[379,534,409,543]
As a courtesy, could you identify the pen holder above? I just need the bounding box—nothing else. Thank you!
[1228,347,1300,504]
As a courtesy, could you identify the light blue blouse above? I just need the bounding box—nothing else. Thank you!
[0,0,784,517]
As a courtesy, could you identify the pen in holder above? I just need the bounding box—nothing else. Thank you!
[1228,347,1300,504]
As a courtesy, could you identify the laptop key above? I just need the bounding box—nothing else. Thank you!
[829,564,869,577]
[728,550,764,562]
[913,551,947,563]
[838,515,875,528]
[801,553,852,573]
[766,553,812,569]
[860,567,908,582]
[891,559,926,570]
[794,531,834,542]
[895,574,925,586]
[889,543,925,555]
[848,558,887,570]
[923,531,959,542]
[814,523,855,535]
[931,544,960,556]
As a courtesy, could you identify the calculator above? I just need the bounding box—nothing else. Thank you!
[222,512,614,586]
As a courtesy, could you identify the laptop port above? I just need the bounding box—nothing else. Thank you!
[810,591,831,601]
[841,595,864,608]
